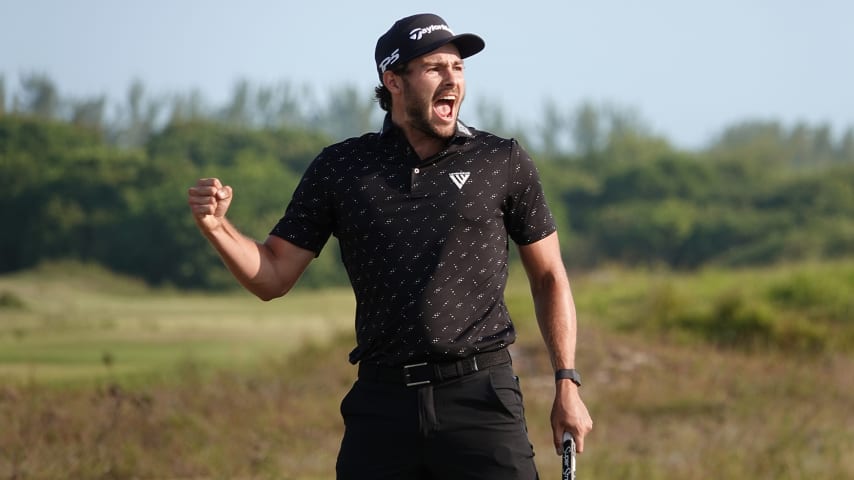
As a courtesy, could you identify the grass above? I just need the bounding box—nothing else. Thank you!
[1,260,853,478]
[553,260,854,353]
[0,262,354,386]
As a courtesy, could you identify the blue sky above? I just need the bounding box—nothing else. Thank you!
[2,0,852,148]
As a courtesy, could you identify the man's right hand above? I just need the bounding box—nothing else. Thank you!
[188,178,233,232]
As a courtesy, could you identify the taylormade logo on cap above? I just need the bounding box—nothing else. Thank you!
[379,24,452,72]
[409,24,453,41]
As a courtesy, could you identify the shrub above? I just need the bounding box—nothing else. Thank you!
[0,291,26,309]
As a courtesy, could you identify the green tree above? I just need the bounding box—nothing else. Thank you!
[70,95,106,131]
[222,79,252,127]
[539,100,566,156]
[0,115,134,270]
[839,128,854,163]
[473,97,509,135]
[19,73,60,119]
[169,89,208,124]
[112,80,162,147]
[310,85,377,140]
[0,75,6,115]
[571,102,603,158]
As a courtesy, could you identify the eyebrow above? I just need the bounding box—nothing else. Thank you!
[421,58,465,69]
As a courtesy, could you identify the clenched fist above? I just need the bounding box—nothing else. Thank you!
[188,178,233,232]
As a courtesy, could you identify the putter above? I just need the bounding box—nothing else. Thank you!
[562,432,576,480]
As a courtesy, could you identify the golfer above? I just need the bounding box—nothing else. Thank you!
[188,13,592,479]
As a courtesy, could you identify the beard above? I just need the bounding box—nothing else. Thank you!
[401,78,461,140]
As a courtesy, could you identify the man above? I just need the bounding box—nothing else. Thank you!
[188,13,591,479]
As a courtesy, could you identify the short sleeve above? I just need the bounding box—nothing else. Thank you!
[269,150,335,256]
[503,140,557,245]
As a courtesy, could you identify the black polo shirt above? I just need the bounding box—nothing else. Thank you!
[271,115,556,366]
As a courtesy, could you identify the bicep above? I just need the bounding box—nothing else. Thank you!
[518,231,564,280]
[262,235,316,294]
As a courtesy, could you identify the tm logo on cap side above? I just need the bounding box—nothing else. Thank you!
[379,48,400,72]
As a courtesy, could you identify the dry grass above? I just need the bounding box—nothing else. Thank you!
[1,261,852,478]
[517,328,854,479]
[0,336,355,479]
[1,327,852,479]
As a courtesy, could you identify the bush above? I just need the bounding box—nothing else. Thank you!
[640,286,835,353]
[0,291,26,309]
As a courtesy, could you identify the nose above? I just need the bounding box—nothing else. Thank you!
[443,66,462,86]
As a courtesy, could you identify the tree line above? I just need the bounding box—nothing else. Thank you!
[2,75,853,289]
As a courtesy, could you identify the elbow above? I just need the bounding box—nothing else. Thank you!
[528,269,570,301]
[255,288,286,302]
[246,241,310,302]
[529,270,560,293]
[253,281,295,302]
[256,292,280,302]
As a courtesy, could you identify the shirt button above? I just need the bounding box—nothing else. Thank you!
[413,168,420,174]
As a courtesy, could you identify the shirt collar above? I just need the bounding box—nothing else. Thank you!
[379,113,475,141]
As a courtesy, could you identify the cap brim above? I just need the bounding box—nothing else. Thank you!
[403,33,485,65]
[448,33,485,59]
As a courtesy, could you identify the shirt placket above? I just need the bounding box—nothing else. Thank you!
[410,147,458,197]
[410,164,429,198]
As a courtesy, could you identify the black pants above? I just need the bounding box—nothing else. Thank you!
[336,362,539,479]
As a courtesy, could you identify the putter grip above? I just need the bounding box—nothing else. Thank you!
[562,432,576,480]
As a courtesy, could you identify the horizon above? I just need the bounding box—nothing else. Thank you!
[2,0,853,149]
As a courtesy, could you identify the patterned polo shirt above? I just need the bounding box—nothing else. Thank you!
[271,115,556,366]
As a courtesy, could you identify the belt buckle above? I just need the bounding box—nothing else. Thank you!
[403,362,431,387]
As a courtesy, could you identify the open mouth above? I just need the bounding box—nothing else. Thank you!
[433,95,456,121]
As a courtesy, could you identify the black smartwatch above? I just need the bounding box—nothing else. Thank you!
[555,368,582,387]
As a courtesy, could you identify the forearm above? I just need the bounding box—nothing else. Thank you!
[530,268,578,370]
[520,234,591,452]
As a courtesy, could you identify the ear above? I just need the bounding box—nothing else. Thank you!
[383,70,403,94]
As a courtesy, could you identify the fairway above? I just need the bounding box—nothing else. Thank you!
[0,265,355,384]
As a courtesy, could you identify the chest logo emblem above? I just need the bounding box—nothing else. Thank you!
[449,172,471,189]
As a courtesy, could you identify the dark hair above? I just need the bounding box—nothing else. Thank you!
[374,63,408,112]
[374,84,392,112]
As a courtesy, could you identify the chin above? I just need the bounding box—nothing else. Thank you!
[433,118,457,137]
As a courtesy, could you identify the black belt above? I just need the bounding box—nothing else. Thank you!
[358,348,511,387]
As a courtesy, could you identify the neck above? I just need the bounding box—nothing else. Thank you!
[406,128,447,160]
[389,110,451,160]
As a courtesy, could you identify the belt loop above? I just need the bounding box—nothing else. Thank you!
[432,363,443,383]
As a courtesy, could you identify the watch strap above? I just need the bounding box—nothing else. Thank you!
[555,368,582,387]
